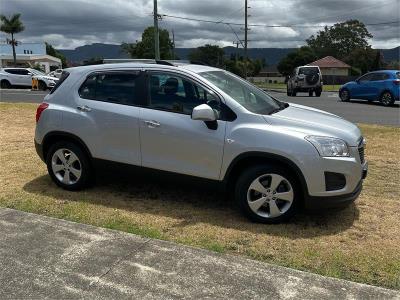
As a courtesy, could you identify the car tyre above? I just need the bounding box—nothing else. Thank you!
[38,81,47,91]
[315,89,322,97]
[0,80,11,89]
[339,88,350,102]
[308,90,313,97]
[292,89,297,97]
[46,141,92,191]
[379,91,394,106]
[235,165,299,223]
[287,86,291,96]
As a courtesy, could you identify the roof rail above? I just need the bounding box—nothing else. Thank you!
[102,58,209,67]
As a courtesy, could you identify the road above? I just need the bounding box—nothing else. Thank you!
[0,89,399,126]
[269,91,399,126]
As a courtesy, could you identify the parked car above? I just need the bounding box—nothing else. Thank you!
[34,62,368,223]
[287,66,323,97]
[48,69,63,79]
[339,70,400,106]
[0,67,58,90]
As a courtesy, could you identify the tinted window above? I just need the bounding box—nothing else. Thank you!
[19,69,30,75]
[50,71,69,94]
[371,73,389,81]
[299,67,319,75]
[148,73,221,115]
[79,72,142,106]
[359,73,374,82]
[4,69,21,75]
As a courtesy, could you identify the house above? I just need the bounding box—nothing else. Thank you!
[0,42,61,73]
[248,65,285,84]
[307,56,351,76]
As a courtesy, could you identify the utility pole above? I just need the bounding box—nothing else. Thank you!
[244,0,249,78]
[233,41,240,62]
[172,30,175,60]
[153,0,160,60]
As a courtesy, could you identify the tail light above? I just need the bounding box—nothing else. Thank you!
[393,80,400,86]
[36,102,49,123]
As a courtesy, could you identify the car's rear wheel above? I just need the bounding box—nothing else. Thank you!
[235,165,299,223]
[0,80,11,89]
[38,81,47,91]
[315,88,322,97]
[380,91,394,106]
[46,141,92,190]
[292,89,297,97]
[308,90,313,97]
[287,86,291,96]
[339,89,350,102]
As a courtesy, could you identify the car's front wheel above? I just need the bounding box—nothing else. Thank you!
[339,89,350,102]
[380,91,394,106]
[235,165,299,223]
[46,141,92,190]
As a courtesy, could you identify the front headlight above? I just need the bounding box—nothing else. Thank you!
[305,136,349,157]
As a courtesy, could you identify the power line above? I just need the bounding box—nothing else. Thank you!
[160,13,399,28]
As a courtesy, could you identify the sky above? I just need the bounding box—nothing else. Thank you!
[0,0,399,49]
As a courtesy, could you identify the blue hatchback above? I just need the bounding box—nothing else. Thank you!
[339,70,400,106]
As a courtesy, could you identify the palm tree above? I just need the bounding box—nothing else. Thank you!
[0,14,25,66]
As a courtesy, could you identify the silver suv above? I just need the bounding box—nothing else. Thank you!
[287,66,323,97]
[34,62,368,223]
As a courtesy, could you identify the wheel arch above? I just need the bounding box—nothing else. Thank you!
[42,131,92,162]
[223,152,309,200]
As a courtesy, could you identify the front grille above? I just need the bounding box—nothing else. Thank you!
[358,137,365,164]
[358,147,365,164]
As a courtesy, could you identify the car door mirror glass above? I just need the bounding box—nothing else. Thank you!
[191,104,217,121]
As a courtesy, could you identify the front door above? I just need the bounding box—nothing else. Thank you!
[352,73,374,99]
[139,71,226,180]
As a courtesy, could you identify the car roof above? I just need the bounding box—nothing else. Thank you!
[65,63,221,75]
[369,70,399,74]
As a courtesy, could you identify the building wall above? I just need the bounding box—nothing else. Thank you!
[248,76,286,84]
[0,43,46,55]
[320,67,349,76]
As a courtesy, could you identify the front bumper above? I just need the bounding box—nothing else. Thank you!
[304,180,363,209]
[304,161,368,209]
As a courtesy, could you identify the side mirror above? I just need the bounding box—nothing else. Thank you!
[191,104,217,121]
[27,72,33,76]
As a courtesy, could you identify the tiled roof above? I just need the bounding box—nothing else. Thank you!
[308,56,351,68]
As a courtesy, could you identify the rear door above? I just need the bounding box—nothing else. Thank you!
[18,69,34,86]
[139,71,227,180]
[369,73,389,100]
[68,70,146,165]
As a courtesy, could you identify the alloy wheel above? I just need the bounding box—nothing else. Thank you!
[247,173,294,218]
[51,148,82,185]
[340,90,349,101]
[381,92,392,106]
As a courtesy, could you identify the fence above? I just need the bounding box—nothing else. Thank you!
[322,75,358,85]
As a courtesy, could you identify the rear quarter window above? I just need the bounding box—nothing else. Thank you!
[50,71,69,94]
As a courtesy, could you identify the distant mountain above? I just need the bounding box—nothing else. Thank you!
[59,43,399,65]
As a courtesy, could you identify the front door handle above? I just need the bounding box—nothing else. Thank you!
[77,105,92,112]
[144,120,160,128]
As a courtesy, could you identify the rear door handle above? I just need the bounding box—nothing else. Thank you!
[77,105,92,112]
[144,120,160,128]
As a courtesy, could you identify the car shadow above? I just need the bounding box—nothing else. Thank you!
[23,170,359,239]
[339,99,400,108]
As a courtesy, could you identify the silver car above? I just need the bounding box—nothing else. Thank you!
[34,62,368,223]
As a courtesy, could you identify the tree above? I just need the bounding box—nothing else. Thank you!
[122,26,173,59]
[188,44,225,67]
[0,14,25,66]
[277,46,317,76]
[344,47,379,74]
[306,20,372,59]
[45,43,67,68]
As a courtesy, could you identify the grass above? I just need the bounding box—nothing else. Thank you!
[1,102,399,289]
[254,82,342,92]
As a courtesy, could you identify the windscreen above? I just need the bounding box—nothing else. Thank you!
[199,70,281,114]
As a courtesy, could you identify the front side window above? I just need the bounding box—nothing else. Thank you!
[148,72,221,115]
[199,70,281,115]
[79,72,141,106]
[358,73,374,82]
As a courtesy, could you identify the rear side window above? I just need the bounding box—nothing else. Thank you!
[50,71,70,94]
[79,72,143,106]
[4,69,21,75]
[371,73,389,81]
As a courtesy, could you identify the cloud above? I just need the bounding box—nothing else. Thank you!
[0,0,398,49]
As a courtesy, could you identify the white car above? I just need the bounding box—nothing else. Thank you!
[0,67,58,90]
[48,69,63,79]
